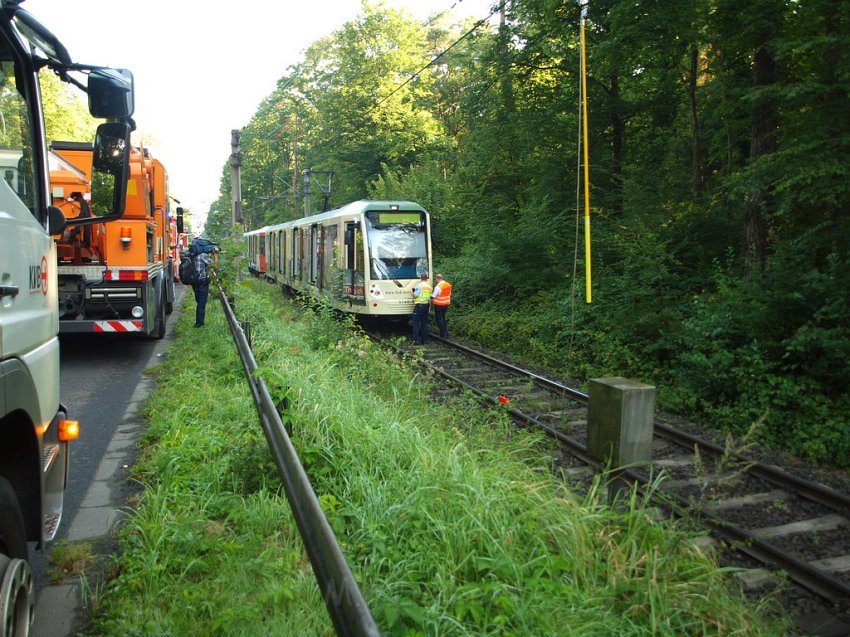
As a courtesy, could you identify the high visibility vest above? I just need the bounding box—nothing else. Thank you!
[433,280,452,306]
[415,284,432,304]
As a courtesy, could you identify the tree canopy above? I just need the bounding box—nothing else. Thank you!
[205,0,850,466]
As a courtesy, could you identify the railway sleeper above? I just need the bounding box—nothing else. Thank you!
[706,489,791,512]
[811,555,850,576]
[751,513,848,540]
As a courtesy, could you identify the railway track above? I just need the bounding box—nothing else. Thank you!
[371,332,850,636]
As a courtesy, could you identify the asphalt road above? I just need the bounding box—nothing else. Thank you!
[30,287,187,636]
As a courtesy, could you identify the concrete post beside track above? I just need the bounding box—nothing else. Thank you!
[586,377,655,501]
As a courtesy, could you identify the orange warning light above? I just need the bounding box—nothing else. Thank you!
[58,419,80,441]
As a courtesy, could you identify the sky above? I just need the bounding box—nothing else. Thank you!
[24,0,498,232]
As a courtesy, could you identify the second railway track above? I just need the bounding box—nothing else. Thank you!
[368,330,850,636]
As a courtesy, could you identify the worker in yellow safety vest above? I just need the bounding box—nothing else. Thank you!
[411,273,432,345]
[430,273,452,338]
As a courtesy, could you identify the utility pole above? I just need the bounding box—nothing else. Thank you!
[580,0,592,303]
[302,169,311,217]
[292,116,299,216]
[301,169,335,216]
[230,129,243,226]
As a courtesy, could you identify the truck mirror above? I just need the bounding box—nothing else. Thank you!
[88,68,134,119]
[92,122,130,175]
[47,205,66,235]
[92,121,130,218]
[176,207,184,234]
[66,121,130,227]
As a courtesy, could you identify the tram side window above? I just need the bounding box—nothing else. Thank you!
[0,58,37,219]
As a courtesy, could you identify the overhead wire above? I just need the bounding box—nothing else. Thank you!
[245,1,500,217]
[374,4,501,110]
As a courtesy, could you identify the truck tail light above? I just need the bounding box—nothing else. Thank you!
[58,419,80,441]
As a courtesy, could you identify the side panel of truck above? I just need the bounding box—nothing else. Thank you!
[0,24,68,555]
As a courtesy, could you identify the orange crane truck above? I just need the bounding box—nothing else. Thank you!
[50,143,175,338]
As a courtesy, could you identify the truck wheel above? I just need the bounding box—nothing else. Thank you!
[165,275,174,315]
[149,279,167,340]
[154,294,166,340]
[0,477,33,637]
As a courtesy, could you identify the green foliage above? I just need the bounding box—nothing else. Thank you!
[207,2,850,467]
[88,283,789,635]
[206,224,244,296]
[39,70,97,143]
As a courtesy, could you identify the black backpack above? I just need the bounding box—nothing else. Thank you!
[189,238,217,254]
[179,254,199,285]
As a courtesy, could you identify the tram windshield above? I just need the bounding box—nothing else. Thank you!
[364,210,428,280]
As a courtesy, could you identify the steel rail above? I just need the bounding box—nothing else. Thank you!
[219,290,380,637]
[653,423,850,513]
[433,336,850,512]
[429,335,589,401]
[407,337,850,604]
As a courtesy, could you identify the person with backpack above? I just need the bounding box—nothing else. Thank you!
[180,241,216,327]
[191,250,215,327]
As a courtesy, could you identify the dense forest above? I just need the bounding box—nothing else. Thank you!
[203,0,849,467]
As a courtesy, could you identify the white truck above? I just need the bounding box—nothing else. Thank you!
[0,1,133,633]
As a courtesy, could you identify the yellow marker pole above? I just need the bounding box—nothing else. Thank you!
[580,1,592,303]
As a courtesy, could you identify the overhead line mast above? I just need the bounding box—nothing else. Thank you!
[580,0,592,303]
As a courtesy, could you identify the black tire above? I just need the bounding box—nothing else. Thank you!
[0,476,34,637]
[0,477,27,560]
[154,295,166,339]
[150,280,167,340]
[165,270,174,315]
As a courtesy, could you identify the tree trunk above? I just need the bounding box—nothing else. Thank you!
[687,47,703,198]
[609,71,624,215]
[744,40,778,275]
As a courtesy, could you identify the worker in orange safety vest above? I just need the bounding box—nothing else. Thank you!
[430,273,452,338]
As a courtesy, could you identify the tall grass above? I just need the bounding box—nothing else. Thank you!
[85,280,788,636]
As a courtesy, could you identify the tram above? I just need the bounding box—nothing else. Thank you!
[245,200,432,316]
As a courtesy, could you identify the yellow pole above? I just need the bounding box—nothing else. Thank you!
[580,2,592,303]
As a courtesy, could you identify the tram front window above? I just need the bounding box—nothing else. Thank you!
[365,211,428,280]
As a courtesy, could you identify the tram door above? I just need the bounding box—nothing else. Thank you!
[291,230,299,280]
[343,221,365,303]
[310,224,319,284]
[268,232,276,276]
[322,224,336,292]
[299,229,310,280]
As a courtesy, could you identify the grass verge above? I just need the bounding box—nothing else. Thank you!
[84,279,790,636]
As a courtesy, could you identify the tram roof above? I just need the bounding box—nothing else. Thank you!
[266,200,428,231]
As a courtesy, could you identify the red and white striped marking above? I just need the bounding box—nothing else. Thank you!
[93,320,143,333]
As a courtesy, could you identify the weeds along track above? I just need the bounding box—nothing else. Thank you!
[368,331,850,636]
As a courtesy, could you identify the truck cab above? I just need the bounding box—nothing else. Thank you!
[0,2,133,633]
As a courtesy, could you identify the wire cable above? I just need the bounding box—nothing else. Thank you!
[374,4,500,109]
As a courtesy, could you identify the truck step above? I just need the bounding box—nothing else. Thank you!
[42,443,59,474]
